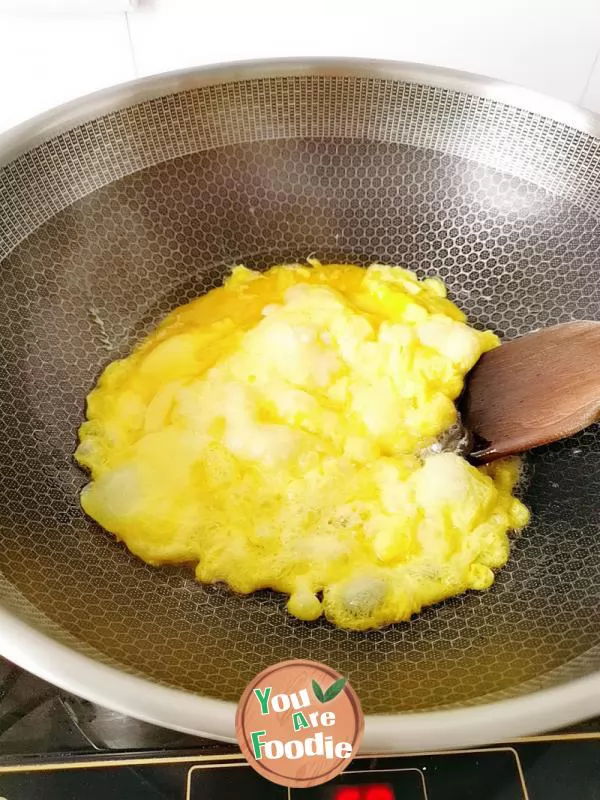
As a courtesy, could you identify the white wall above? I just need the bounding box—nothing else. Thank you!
[2,0,600,135]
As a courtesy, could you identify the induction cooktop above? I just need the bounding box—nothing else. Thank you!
[0,657,598,798]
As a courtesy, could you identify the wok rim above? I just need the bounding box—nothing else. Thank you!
[2,603,600,751]
[1,57,600,749]
[2,56,600,167]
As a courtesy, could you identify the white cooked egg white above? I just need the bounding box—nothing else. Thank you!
[75,262,530,630]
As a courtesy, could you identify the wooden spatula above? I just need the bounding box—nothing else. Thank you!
[460,320,600,464]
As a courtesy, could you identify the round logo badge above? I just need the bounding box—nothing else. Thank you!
[236,659,364,788]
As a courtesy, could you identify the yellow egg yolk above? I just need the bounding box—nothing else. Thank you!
[75,262,529,630]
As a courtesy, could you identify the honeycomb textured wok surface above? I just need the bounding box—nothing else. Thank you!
[0,75,598,713]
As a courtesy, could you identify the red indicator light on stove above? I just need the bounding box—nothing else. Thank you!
[365,786,395,800]
[333,789,361,800]
[333,785,395,800]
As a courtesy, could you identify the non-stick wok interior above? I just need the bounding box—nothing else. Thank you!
[0,72,598,714]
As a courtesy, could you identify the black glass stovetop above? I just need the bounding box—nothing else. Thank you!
[0,657,598,798]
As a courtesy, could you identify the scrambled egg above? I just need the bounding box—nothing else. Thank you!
[75,262,529,630]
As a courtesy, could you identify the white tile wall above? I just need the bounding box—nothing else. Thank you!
[128,0,600,106]
[0,13,134,132]
[1,0,600,136]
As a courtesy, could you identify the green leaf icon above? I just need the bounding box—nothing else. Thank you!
[312,676,347,703]
[312,679,326,703]
[323,677,347,702]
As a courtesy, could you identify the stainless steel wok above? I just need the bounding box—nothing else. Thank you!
[0,59,598,752]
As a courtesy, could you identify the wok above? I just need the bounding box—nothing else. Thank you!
[0,59,598,751]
